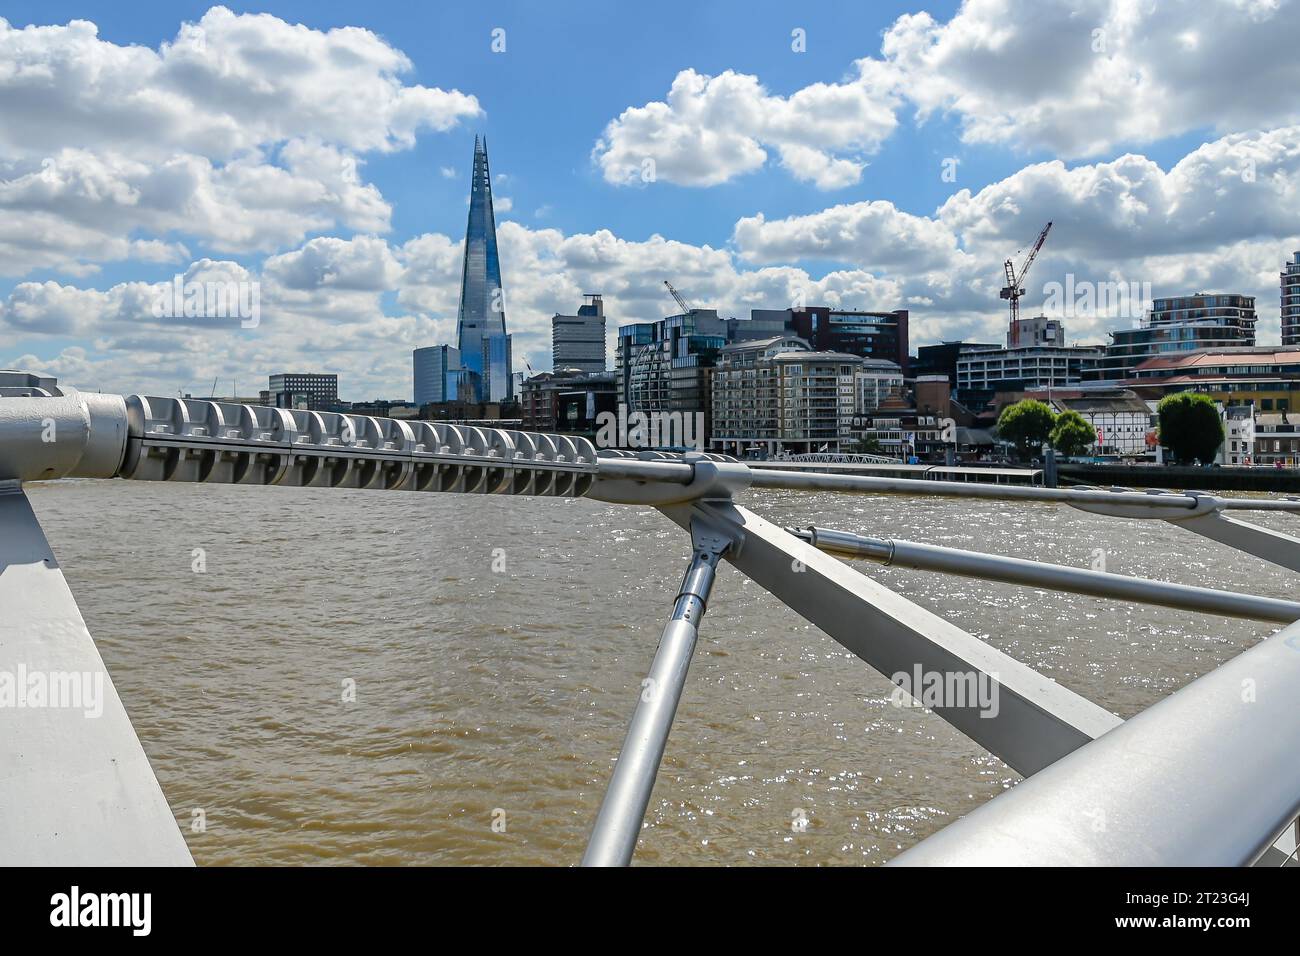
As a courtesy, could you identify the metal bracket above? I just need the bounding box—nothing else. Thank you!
[587,453,752,506]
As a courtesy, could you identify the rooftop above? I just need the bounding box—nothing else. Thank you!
[1134,347,1300,371]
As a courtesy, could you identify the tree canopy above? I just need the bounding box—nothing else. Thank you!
[1157,392,1224,464]
[997,399,1056,459]
[1050,409,1095,458]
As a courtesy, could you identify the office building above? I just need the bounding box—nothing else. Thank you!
[1282,253,1300,346]
[912,341,1002,388]
[710,336,864,456]
[956,343,1104,393]
[520,369,618,434]
[1007,315,1064,348]
[413,345,460,406]
[268,373,338,411]
[856,357,906,413]
[788,307,909,371]
[552,294,607,374]
[616,308,727,443]
[1087,293,1256,381]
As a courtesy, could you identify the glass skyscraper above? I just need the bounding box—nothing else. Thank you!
[456,136,512,402]
[412,345,460,405]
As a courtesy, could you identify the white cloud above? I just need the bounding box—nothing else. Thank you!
[0,8,479,161]
[883,0,1300,157]
[264,235,403,293]
[0,8,480,275]
[595,0,1300,188]
[593,67,897,189]
[733,201,967,273]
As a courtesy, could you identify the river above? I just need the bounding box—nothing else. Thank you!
[23,478,1292,865]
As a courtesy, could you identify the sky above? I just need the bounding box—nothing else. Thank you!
[1,0,1299,399]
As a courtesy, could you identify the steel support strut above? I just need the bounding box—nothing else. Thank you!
[660,501,1122,777]
[0,482,191,864]
[792,525,1300,623]
[581,518,734,866]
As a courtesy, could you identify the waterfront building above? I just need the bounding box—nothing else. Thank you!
[268,372,338,411]
[788,307,909,372]
[1253,412,1300,467]
[1282,253,1300,347]
[1087,293,1256,381]
[520,368,618,434]
[912,341,1002,388]
[413,345,461,406]
[455,136,512,402]
[844,413,950,461]
[1221,405,1256,467]
[1039,389,1153,457]
[956,343,1104,393]
[1126,346,1300,412]
[416,399,517,425]
[710,336,863,456]
[615,302,913,449]
[616,308,727,443]
[856,357,906,413]
[727,309,794,343]
[350,400,420,419]
[552,294,607,374]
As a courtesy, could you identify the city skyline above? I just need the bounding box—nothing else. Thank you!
[4,2,1300,400]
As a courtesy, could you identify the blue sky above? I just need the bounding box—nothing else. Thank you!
[2,1,1299,398]
[3,0,980,282]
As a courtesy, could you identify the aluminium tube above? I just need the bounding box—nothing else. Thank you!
[795,526,1300,624]
[748,468,1211,509]
[889,618,1300,865]
[581,546,723,866]
[593,458,1300,514]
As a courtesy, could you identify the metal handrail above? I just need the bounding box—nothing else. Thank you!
[4,381,1300,868]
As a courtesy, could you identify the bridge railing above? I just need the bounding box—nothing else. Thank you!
[3,382,1300,867]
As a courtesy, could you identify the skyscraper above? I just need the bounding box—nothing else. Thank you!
[455,136,512,402]
[413,344,460,405]
[552,294,607,373]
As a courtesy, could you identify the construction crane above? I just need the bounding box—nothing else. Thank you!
[663,280,694,314]
[1000,221,1052,333]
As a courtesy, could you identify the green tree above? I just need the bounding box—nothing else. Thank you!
[996,399,1056,460]
[1157,392,1224,464]
[1050,409,1095,458]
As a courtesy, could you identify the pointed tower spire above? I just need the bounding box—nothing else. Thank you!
[455,136,511,402]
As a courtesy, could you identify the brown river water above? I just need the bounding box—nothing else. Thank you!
[22,478,1295,865]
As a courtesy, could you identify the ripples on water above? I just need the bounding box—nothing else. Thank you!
[23,479,1292,865]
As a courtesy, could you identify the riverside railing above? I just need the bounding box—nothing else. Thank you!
[2,382,1298,866]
